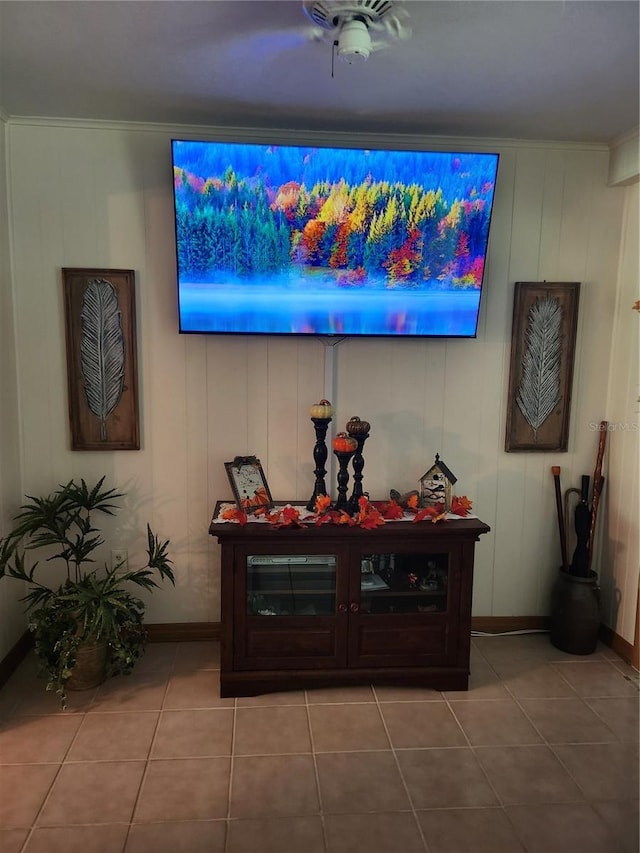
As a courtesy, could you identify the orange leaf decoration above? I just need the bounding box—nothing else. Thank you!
[314,512,336,525]
[406,493,419,510]
[353,496,385,529]
[314,494,332,514]
[413,506,447,524]
[359,511,385,529]
[280,506,305,527]
[336,511,356,526]
[221,506,248,525]
[451,495,473,517]
[382,500,404,520]
[264,509,283,524]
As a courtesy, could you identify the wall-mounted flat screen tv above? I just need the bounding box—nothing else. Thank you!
[171,139,499,338]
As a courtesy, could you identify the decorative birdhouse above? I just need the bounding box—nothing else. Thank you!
[419,454,457,512]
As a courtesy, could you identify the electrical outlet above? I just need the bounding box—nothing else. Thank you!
[111,548,128,572]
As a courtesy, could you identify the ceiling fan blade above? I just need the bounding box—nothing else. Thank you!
[216,25,322,66]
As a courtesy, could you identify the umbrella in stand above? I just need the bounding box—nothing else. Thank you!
[551,466,568,570]
[570,475,591,577]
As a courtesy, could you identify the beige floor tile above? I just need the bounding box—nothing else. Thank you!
[325,812,426,853]
[0,632,635,852]
[552,742,640,801]
[475,745,585,804]
[135,757,230,822]
[173,641,221,672]
[518,697,618,743]
[380,701,467,748]
[551,661,639,698]
[11,682,96,716]
[89,672,169,712]
[234,705,311,755]
[469,643,487,664]
[235,689,305,707]
[0,715,81,763]
[443,661,510,700]
[610,659,640,687]
[490,659,578,698]
[473,633,581,663]
[125,819,227,852]
[395,747,498,809]
[0,764,59,827]
[226,815,325,852]
[417,807,526,853]
[306,684,375,703]
[506,802,622,852]
[230,754,319,818]
[309,703,390,751]
[163,670,234,709]
[592,799,640,853]
[585,696,640,741]
[37,760,144,825]
[0,829,29,853]
[67,711,159,761]
[373,684,443,702]
[24,824,130,853]
[132,642,178,674]
[152,709,233,757]
[450,699,542,745]
[316,751,410,814]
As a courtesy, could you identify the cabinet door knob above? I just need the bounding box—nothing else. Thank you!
[338,603,348,612]
[350,602,359,613]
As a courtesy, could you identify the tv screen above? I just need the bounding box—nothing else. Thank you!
[171,139,499,338]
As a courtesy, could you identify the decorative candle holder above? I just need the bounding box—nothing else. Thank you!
[346,417,371,514]
[333,449,356,512]
[306,415,333,511]
[347,433,370,513]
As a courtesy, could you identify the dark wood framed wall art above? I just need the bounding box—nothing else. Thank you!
[62,268,140,450]
[505,282,580,452]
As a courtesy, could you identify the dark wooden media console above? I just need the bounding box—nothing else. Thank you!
[210,507,490,697]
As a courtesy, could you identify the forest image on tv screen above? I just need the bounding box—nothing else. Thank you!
[172,141,499,337]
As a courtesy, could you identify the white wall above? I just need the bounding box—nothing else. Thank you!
[0,117,26,659]
[3,119,636,650]
[599,182,639,644]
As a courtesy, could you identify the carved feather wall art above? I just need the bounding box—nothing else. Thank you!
[505,282,580,452]
[516,295,562,439]
[63,268,140,450]
[80,279,125,442]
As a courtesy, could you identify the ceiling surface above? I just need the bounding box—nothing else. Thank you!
[0,0,638,144]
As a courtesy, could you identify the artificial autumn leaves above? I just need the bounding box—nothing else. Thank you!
[221,494,472,528]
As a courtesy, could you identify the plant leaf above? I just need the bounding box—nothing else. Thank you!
[80,279,126,442]
[516,296,562,437]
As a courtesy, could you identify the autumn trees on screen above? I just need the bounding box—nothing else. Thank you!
[173,154,494,289]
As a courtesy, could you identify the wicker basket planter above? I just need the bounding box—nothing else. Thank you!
[66,640,108,691]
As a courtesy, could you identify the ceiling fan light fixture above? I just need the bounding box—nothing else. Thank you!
[336,18,371,63]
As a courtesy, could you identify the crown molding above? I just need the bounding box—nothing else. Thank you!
[608,128,639,186]
[3,114,610,153]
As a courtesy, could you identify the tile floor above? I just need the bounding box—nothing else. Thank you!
[0,633,638,853]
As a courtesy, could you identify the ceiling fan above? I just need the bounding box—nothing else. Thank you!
[302,0,411,64]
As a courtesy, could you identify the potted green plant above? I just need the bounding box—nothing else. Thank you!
[0,477,174,706]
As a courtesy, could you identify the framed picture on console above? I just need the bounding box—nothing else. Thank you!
[225,456,274,512]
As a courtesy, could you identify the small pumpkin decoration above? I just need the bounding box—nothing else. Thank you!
[333,432,357,453]
[310,399,334,419]
[346,416,370,436]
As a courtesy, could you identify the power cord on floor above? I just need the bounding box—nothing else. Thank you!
[471,629,549,636]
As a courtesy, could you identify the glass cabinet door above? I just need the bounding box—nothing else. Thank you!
[246,554,337,617]
[358,552,449,615]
